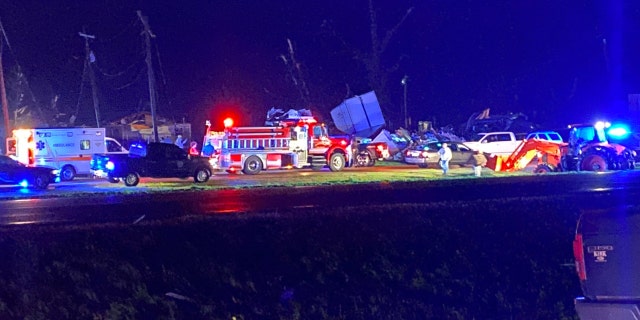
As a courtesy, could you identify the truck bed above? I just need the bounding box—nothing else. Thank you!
[574,207,640,319]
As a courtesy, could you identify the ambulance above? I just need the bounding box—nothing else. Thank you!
[6,127,127,181]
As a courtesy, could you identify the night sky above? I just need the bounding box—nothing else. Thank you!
[1,0,640,137]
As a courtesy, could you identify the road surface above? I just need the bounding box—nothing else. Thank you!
[0,164,638,226]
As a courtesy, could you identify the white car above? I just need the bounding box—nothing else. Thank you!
[525,131,563,143]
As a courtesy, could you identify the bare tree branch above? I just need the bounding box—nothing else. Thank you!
[381,7,414,53]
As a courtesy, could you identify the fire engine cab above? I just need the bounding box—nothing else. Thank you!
[203,115,352,175]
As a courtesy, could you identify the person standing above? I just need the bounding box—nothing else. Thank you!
[471,150,488,177]
[202,141,215,157]
[438,142,453,175]
[174,134,187,150]
[189,141,199,156]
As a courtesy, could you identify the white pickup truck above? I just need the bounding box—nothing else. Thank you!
[463,132,523,156]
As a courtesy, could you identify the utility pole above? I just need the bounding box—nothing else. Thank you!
[0,40,9,141]
[79,30,101,127]
[0,19,10,144]
[401,75,408,129]
[137,10,159,142]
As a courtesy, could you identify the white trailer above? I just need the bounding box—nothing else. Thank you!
[6,127,127,181]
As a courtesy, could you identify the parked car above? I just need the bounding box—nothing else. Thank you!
[525,131,563,143]
[404,141,475,168]
[0,155,60,189]
[95,142,214,187]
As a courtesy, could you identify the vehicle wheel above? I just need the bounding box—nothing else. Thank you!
[580,154,607,172]
[534,164,555,174]
[328,153,345,172]
[242,156,263,175]
[32,174,50,190]
[60,165,76,181]
[194,167,211,183]
[124,172,140,187]
[107,176,120,183]
[355,151,371,167]
[418,164,429,169]
[365,151,376,167]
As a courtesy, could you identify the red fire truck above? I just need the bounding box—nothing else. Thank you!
[202,116,352,174]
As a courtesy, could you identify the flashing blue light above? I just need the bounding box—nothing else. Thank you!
[607,124,630,138]
[19,180,29,188]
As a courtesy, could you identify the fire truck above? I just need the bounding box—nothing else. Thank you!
[202,116,352,174]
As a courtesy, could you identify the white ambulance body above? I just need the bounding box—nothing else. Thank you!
[6,128,127,181]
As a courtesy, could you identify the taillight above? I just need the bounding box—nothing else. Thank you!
[421,151,429,158]
[27,136,35,165]
[573,233,587,281]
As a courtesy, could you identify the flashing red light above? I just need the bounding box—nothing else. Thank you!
[223,118,234,128]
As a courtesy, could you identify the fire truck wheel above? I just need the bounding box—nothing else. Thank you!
[32,174,50,190]
[124,172,140,187]
[329,153,346,172]
[60,165,76,181]
[580,154,608,172]
[242,156,263,175]
[194,168,211,183]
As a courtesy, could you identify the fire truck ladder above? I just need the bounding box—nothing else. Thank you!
[224,127,291,150]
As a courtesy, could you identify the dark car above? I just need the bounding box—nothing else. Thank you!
[404,141,474,168]
[0,155,60,190]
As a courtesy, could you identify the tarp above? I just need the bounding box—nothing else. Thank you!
[331,91,385,138]
[372,129,401,155]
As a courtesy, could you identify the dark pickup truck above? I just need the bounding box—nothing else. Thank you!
[573,208,640,319]
[354,138,390,167]
[91,142,214,187]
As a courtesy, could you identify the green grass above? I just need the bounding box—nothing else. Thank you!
[0,195,587,319]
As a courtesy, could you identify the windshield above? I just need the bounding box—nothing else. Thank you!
[312,125,329,139]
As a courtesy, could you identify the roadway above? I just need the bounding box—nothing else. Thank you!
[0,164,639,226]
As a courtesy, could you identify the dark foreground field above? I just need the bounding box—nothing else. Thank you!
[0,196,590,320]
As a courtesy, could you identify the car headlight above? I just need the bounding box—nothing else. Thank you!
[105,161,115,170]
[52,169,60,175]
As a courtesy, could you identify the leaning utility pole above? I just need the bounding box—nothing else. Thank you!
[0,19,10,143]
[137,10,159,142]
[79,30,101,127]
[0,41,9,141]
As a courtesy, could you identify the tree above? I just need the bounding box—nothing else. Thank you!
[323,0,413,125]
[279,38,311,108]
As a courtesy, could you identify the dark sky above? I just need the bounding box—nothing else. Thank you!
[1,0,640,136]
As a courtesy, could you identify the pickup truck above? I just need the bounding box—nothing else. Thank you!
[463,131,523,156]
[354,138,390,167]
[91,142,214,187]
[573,208,640,319]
